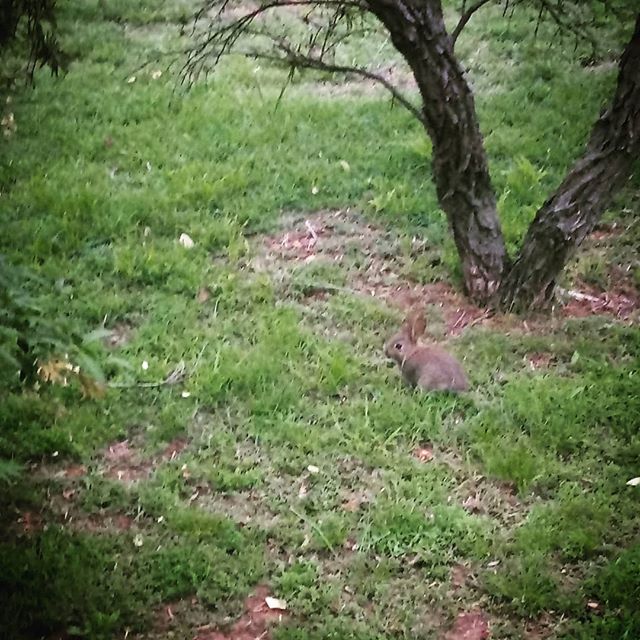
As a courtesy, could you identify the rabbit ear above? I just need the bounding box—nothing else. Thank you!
[406,309,426,342]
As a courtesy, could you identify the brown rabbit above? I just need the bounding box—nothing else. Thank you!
[384,309,469,392]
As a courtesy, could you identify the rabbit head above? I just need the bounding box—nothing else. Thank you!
[384,309,426,365]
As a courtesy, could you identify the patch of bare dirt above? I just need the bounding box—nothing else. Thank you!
[16,510,44,535]
[135,596,221,639]
[456,475,526,526]
[522,612,560,639]
[444,610,490,640]
[198,490,281,529]
[99,436,190,484]
[161,437,189,461]
[64,512,136,534]
[559,281,639,321]
[413,445,435,463]
[450,563,473,591]
[103,322,133,349]
[525,352,557,370]
[255,210,492,336]
[255,210,639,334]
[102,439,152,483]
[588,222,624,242]
[194,585,288,640]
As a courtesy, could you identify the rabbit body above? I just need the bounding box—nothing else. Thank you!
[384,310,469,393]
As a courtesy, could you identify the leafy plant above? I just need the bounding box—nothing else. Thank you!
[0,254,104,394]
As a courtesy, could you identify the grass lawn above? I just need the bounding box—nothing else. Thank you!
[1,1,639,638]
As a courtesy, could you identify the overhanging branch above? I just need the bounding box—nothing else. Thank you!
[183,0,424,124]
[451,0,493,46]
[245,45,425,125]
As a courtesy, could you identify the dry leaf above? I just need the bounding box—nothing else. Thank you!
[265,597,288,611]
[626,477,640,486]
[311,186,319,195]
[179,233,195,248]
[339,159,351,172]
[133,534,144,547]
[307,465,320,474]
[298,483,308,498]
[587,601,600,610]
[151,69,163,79]
[127,75,136,84]
[142,360,149,370]
[181,391,191,398]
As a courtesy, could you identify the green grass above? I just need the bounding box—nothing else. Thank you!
[1,1,639,639]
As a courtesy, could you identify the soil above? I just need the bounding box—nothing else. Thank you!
[256,210,639,338]
[194,585,287,640]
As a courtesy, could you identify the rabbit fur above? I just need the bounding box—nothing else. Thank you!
[384,309,469,392]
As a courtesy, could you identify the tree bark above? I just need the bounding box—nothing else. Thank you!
[368,0,508,304]
[499,13,640,311]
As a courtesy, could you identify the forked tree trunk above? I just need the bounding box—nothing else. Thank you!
[498,13,640,310]
[369,0,508,305]
[370,1,639,311]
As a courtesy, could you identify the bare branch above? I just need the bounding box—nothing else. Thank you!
[244,42,425,124]
[181,0,365,84]
[451,0,493,46]
[181,0,423,123]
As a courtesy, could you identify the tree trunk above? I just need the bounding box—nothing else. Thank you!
[369,0,508,305]
[499,13,640,311]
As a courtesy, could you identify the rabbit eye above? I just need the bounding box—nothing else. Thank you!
[394,342,403,351]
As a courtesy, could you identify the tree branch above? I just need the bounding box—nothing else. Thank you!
[451,0,492,46]
[245,43,425,125]
[182,0,365,84]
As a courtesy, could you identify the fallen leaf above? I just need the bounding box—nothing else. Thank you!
[587,601,600,610]
[181,391,191,398]
[142,360,149,370]
[151,69,163,79]
[486,560,500,568]
[265,597,288,611]
[339,159,351,172]
[307,465,320,474]
[311,186,319,195]
[626,477,640,486]
[127,75,136,84]
[298,483,308,498]
[133,534,144,547]
[179,233,195,248]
